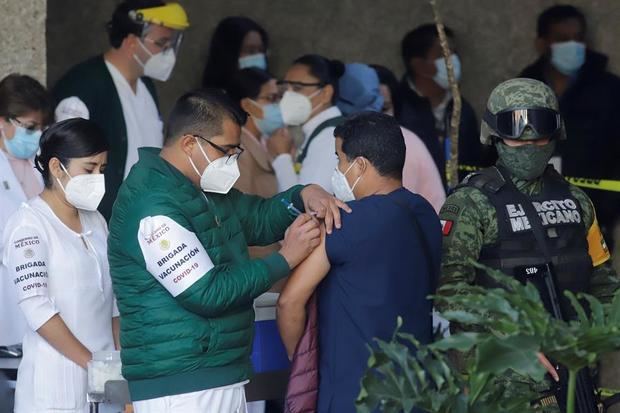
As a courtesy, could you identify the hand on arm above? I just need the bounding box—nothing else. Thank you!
[300,184,351,234]
[277,227,330,358]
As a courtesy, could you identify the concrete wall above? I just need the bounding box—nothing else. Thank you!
[46,0,620,119]
[1,0,46,84]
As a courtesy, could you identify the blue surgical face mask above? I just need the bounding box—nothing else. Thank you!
[239,53,267,70]
[250,100,284,136]
[2,119,42,159]
[433,54,462,90]
[550,41,586,76]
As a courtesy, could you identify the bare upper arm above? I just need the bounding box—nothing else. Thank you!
[278,227,330,308]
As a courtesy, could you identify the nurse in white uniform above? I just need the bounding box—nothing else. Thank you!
[0,74,52,351]
[2,118,119,413]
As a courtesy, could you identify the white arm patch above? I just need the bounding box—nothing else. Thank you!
[4,226,50,302]
[138,216,214,297]
[55,96,90,121]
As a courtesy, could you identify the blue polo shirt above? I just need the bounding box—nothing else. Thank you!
[317,187,441,413]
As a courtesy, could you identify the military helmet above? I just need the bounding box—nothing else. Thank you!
[480,78,566,145]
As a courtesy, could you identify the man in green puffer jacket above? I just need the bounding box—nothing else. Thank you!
[107,89,349,412]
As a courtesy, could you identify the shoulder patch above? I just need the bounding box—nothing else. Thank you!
[440,220,454,236]
[441,204,460,216]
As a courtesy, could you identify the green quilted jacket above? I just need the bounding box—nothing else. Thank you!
[108,147,302,401]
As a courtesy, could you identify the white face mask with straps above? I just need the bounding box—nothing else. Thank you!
[279,88,324,126]
[134,39,177,82]
[56,163,106,211]
[331,160,362,202]
[188,137,240,194]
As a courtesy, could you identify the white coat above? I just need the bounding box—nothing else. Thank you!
[0,150,43,346]
[2,196,118,413]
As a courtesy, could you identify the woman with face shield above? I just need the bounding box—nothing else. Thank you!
[0,74,52,355]
[268,55,346,193]
[3,118,119,413]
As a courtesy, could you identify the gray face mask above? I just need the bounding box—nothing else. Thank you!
[495,140,556,181]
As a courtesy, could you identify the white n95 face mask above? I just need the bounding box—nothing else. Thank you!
[279,89,322,126]
[331,162,362,202]
[134,40,177,82]
[56,164,106,211]
[188,138,240,194]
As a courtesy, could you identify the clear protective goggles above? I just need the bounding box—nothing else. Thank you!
[483,107,561,139]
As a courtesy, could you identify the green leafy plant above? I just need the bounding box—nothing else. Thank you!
[356,263,620,413]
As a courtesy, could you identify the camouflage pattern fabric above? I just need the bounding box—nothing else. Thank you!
[438,173,619,411]
[480,78,567,145]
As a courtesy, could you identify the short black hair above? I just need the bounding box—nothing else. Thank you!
[107,0,165,48]
[370,64,401,116]
[165,89,247,144]
[537,5,586,38]
[293,54,345,104]
[35,118,109,188]
[0,74,53,125]
[227,68,272,102]
[202,17,269,90]
[401,23,454,72]
[334,111,405,180]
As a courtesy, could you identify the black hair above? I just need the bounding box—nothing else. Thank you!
[202,17,269,90]
[292,54,345,104]
[537,5,586,38]
[227,68,272,103]
[401,23,454,74]
[370,64,401,116]
[107,0,165,48]
[35,118,109,188]
[165,88,248,144]
[334,111,405,180]
[0,74,53,125]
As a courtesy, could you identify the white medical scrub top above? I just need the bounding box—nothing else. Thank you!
[0,149,42,346]
[2,196,118,413]
[55,59,163,178]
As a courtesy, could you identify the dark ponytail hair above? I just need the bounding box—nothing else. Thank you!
[293,54,345,104]
[35,118,109,188]
[227,68,272,103]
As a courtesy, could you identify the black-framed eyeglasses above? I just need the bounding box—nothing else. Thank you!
[277,80,325,93]
[483,107,561,139]
[193,134,244,164]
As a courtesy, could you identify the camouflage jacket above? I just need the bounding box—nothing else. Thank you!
[438,170,619,307]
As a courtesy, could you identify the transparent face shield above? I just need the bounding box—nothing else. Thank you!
[139,23,184,55]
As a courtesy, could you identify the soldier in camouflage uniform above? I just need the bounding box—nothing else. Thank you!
[438,78,619,411]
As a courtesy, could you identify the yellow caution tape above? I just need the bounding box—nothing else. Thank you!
[458,165,620,192]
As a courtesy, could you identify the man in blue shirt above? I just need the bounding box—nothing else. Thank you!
[277,111,442,412]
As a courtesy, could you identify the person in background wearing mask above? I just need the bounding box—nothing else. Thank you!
[520,4,620,256]
[437,79,619,409]
[228,68,285,199]
[53,0,189,220]
[370,64,401,117]
[268,55,346,193]
[277,112,441,413]
[399,24,491,184]
[2,118,119,413]
[107,89,348,412]
[0,74,52,358]
[202,16,270,91]
[336,62,445,212]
